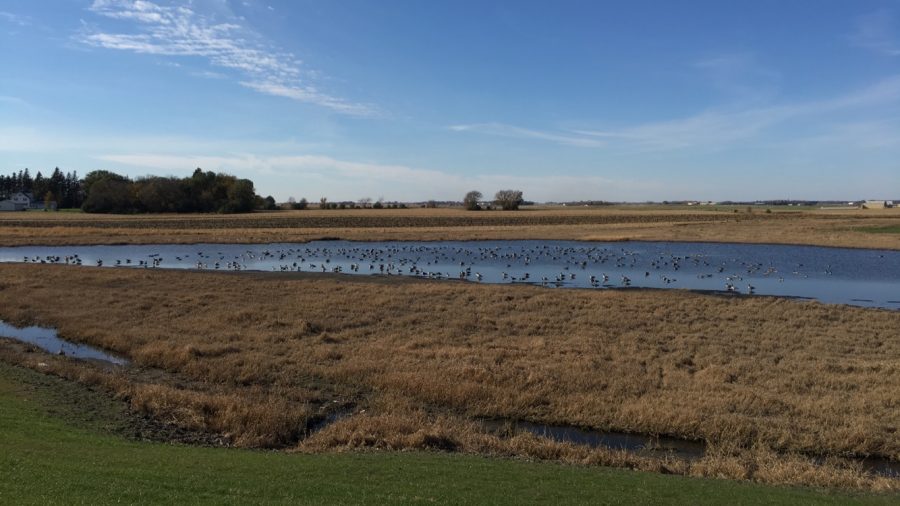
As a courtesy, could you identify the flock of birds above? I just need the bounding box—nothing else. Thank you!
[15,243,836,296]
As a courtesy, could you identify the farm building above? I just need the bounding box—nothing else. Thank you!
[0,192,31,211]
[861,200,894,209]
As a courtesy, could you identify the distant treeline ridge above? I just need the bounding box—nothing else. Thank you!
[1,168,271,214]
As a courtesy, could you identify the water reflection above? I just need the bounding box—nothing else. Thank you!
[1,240,899,309]
[0,321,128,365]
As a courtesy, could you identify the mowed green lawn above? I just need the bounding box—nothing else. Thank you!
[0,362,895,505]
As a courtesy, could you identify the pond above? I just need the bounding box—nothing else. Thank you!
[0,320,128,365]
[1,240,899,309]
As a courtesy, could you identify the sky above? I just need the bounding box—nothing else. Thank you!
[1,0,899,202]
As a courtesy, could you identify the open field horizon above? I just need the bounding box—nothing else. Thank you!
[0,206,898,250]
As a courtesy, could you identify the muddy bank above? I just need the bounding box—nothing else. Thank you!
[0,358,228,446]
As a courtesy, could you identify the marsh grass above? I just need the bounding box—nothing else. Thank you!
[0,263,898,490]
[6,360,895,505]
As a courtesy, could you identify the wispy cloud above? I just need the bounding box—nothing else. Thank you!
[452,75,900,152]
[191,70,227,80]
[0,96,30,107]
[0,11,30,26]
[94,152,674,202]
[449,123,606,148]
[850,9,900,56]
[80,0,374,115]
[781,119,900,150]
[693,52,781,102]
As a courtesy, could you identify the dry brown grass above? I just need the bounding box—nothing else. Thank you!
[0,263,897,490]
[0,206,898,249]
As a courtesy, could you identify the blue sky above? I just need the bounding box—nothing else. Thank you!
[1,0,899,202]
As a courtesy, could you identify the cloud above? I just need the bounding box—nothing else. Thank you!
[453,75,900,152]
[191,70,227,80]
[781,119,900,150]
[0,126,323,154]
[693,53,782,101]
[80,0,374,115]
[241,82,375,116]
[0,96,30,107]
[449,123,606,148]
[850,9,900,56]
[0,11,31,27]
[93,152,673,202]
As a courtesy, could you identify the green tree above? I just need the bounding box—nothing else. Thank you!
[224,179,256,213]
[82,178,134,213]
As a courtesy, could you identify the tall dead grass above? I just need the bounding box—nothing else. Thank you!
[0,263,898,489]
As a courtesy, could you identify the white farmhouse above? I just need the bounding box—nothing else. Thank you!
[0,192,31,211]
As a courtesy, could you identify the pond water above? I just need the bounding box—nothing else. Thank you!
[1,240,899,309]
[0,320,128,365]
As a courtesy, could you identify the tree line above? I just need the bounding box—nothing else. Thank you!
[1,168,268,213]
[463,189,524,210]
[2,168,528,213]
[0,168,83,208]
[81,169,262,213]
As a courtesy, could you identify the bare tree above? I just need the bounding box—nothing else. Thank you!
[494,189,523,210]
[463,190,482,211]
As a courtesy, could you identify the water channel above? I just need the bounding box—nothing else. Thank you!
[1,240,898,308]
[0,320,127,365]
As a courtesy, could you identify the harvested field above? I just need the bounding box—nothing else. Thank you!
[0,207,899,249]
[0,263,897,490]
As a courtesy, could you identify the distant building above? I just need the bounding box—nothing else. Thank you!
[862,200,894,209]
[0,192,30,211]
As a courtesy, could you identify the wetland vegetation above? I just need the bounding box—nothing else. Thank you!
[0,207,898,501]
[5,360,891,505]
[1,242,898,492]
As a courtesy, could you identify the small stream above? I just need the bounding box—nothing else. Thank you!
[0,316,896,477]
[0,321,128,365]
[480,418,704,460]
[479,418,899,478]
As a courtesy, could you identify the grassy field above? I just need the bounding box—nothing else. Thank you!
[859,225,900,234]
[1,361,895,505]
[0,206,898,249]
[0,264,897,491]
[0,205,898,496]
